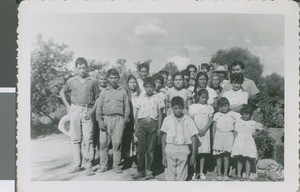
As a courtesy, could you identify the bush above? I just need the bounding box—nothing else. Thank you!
[254,130,276,159]
[257,85,284,128]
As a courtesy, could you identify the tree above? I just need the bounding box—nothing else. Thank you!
[210,47,264,84]
[162,61,179,75]
[31,35,73,122]
[265,73,284,98]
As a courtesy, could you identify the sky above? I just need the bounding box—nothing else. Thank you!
[30,13,284,76]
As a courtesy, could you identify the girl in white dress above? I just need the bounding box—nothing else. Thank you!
[232,104,263,181]
[212,97,241,181]
[189,89,214,180]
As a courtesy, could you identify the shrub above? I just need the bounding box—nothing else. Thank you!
[254,130,276,159]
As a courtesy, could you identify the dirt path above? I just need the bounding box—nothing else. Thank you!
[31,133,271,181]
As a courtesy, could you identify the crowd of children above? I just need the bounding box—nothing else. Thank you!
[61,57,263,181]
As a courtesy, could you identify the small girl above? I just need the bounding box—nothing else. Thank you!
[231,104,263,181]
[212,97,240,181]
[189,89,214,180]
[166,72,192,115]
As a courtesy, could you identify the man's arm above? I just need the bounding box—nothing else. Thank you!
[157,108,163,136]
[190,135,197,166]
[96,91,106,131]
[161,132,167,167]
[123,90,130,123]
[59,85,70,114]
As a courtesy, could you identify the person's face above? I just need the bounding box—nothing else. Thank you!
[241,113,251,121]
[76,64,88,78]
[145,84,155,96]
[232,82,242,91]
[155,79,163,91]
[211,76,220,88]
[172,105,184,117]
[98,75,107,88]
[162,74,168,86]
[219,104,230,114]
[128,78,137,91]
[231,65,243,74]
[108,75,119,88]
[183,75,190,88]
[199,93,208,105]
[198,75,207,88]
[189,68,197,79]
[167,75,173,88]
[173,75,184,89]
[139,67,149,80]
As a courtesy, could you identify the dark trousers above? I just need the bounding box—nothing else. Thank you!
[137,119,158,175]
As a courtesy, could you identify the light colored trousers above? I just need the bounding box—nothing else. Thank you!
[165,144,190,181]
[70,104,94,168]
[99,115,124,169]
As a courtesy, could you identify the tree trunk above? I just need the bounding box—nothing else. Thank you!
[42,112,55,122]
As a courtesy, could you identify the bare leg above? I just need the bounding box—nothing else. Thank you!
[223,154,229,177]
[200,156,205,174]
[217,156,222,177]
[245,158,251,180]
[237,156,243,179]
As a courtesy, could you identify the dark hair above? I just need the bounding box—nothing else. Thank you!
[230,73,244,84]
[240,104,253,115]
[194,89,209,103]
[126,75,141,97]
[181,69,190,77]
[186,64,197,72]
[172,71,184,80]
[143,77,155,87]
[152,73,164,85]
[107,68,120,78]
[193,72,208,93]
[230,61,245,71]
[159,70,169,76]
[217,97,230,107]
[138,62,150,72]
[201,63,210,72]
[171,96,184,107]
[75,57,88,67]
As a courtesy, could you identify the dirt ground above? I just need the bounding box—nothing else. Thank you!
[31,133,274,181]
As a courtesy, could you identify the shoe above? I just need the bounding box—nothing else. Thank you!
[199,173,206,180]
[85,168,95,176]
[97,167,108,173]
[113,167,123,174]
[68,167,82,174]
[191,173,198,181]
[145,173,154,180]
[217,176,223,181]
[132,161,137,169]
[223,176,230,181]
[132,173,145,180]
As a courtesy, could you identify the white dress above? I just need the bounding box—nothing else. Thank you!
[212,111,241,155]
[231,120,263,159]
[189,104,214,153]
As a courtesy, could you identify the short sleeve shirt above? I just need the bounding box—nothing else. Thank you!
[235,119,263,136]
[64,75,100,104]
[221,78,259,97]
[135,93,165,120]
[161,115,198,145]
[213,111,241,132]
[166,87,192,107]
[223,89,249,106]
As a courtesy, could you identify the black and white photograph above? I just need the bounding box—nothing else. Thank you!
[17,1,299,192]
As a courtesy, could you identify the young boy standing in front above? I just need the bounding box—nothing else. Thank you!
[96,68,130,174]
[161,96,198,181]
[132,77,165,180]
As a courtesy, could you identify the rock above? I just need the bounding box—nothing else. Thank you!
[265,164,284,181]
[257,159,278,170]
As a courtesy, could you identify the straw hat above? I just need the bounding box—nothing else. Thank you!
[58,115,71,137]
[213,65,228,72]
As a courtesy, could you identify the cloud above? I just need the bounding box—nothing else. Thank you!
[166,56,190,70]
[181,45,206,57]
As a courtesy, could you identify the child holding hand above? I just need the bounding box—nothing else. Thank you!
[189,89,214,180]
[231,104,263,181]
[212,97,240,181]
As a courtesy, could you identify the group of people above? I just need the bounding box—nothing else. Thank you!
[59,57,262,181]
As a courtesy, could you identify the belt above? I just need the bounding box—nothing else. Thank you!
[71,102,93,108]
[139,118,157,122]
[167,143,189,146]
[104,114,122,117]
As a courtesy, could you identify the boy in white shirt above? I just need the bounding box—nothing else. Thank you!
[161,96,198,181]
